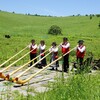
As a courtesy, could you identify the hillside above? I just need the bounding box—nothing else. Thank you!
[0,11,100,64]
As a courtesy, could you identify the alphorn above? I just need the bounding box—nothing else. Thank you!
[5,49,49,80]
[14,47,75,85]
[12,44,61,81]
[0,48,35,79]
[0,45,28,68]
[13,51,52,82]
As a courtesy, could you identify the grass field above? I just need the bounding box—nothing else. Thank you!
[0,11,100,66]
[0,11,100,100]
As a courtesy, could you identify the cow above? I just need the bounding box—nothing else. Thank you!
[5,35,11,38]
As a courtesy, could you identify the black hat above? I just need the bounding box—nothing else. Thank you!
[52,42,57,46]
[63,37,68,41]
[78,40,84,44]
[40,40,45,44]
[31,39,35,43]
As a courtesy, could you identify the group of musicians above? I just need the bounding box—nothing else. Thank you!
[29,37,86,72]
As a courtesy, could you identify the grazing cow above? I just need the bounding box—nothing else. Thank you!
[5,35,11,38]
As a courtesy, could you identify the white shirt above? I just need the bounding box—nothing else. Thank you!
[49,46,58,52]
[77,45,86,53]
[38,44,46,50]
[61,42,70,48]
[29,44,37,49]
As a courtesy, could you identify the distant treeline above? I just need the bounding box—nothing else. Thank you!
[25,13,53,17]
[0,10,100,17]
[72,14,100,17]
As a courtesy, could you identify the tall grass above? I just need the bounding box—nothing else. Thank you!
[33,73,100,100]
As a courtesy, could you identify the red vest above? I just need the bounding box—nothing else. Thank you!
[54,52,58,59]
[41,50,45,56]
[62,43,70,54]
[76,45,85,58]
[30,45,37,54]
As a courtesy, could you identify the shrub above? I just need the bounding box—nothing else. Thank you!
[96,14,100,17]
[48,25,62,35]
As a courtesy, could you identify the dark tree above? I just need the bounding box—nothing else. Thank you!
[12,11,15,13]
[98,21,100,29]
[48,25,62,35]
[96,14,100,17]
[77,14,81,16]
[34,14,38,16]
[85,14,88,16]
[28,13,30,15]
[90,15,92,19]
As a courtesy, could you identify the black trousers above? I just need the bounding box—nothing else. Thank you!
[63,54,69,72]
[41,55,47,66]
[30,53,37,66]
[77,57,83,66]
[77,57,84,70]
[50,56,59,68]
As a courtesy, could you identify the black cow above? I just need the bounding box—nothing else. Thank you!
[5,35,11,38]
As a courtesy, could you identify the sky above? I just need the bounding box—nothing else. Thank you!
[0,0,100,16]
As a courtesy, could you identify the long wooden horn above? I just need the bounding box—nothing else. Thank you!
[13,51,51,81]
[5,49,49,80]
[0,48,35,79]
[14,47,76,84]
[12,44,61,80]
[0,45,28,68]
[12,44,60,81]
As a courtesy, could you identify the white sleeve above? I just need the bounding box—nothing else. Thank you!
[62,43,70,48]
[53,47,58,52]
[74,45,78,51]
[32,44,37,49]
[40,45,46,50]
[37,44,40,49]
[59,43,62,48]
[78,46,86,53]
[29,45,31,48]
[28,43,32,48]
[49,46,52,52]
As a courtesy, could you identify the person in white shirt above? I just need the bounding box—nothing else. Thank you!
[76,40,86,68]
[29,39,37,66]
[49,42,59,70]
[38,40,47,68]
[60,37,70,72]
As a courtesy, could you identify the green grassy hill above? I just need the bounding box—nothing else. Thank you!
[0,11,100,65]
